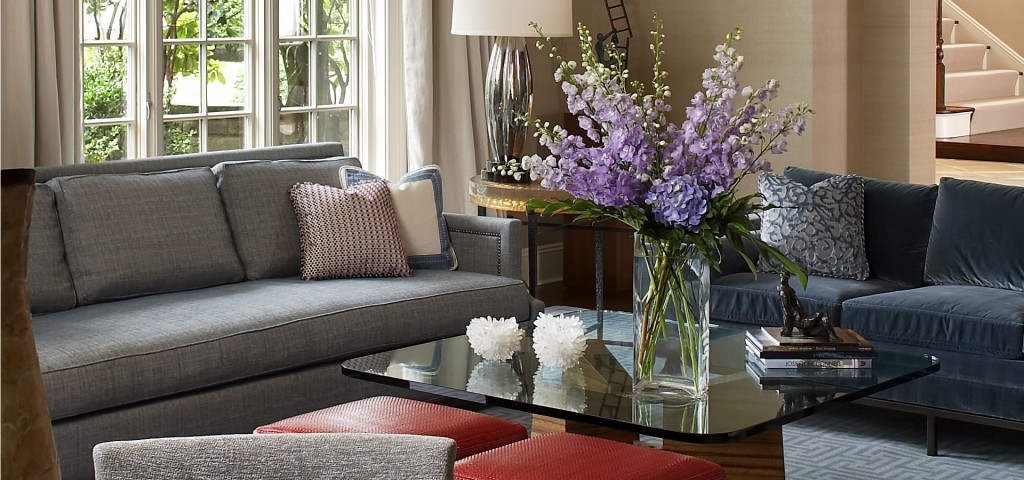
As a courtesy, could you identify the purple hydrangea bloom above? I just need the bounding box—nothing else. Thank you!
[646,175,710,231]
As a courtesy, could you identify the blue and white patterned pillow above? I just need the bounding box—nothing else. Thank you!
[340,165,457,270]
[758,173,869,280]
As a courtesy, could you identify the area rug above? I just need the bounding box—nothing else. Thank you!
[783,404,1024,479]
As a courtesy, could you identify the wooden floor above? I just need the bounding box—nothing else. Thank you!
[936,127,1024,164]
[935,158,1024,187]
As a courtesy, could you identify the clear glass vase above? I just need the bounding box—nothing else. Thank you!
[633,233,710,402]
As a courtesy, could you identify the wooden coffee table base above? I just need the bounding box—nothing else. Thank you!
[532,415,785,480]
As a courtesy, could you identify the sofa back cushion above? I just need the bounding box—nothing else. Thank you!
[213,156,361,279]
[28,183,77,313]
[48,168,245,305]
[924,178,1024,292]
[784,166,938,287]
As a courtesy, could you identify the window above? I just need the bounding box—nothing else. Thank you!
[79,0,357,162]
[81,0,136,162]
[278,0,356,149]
[162,0,251,154]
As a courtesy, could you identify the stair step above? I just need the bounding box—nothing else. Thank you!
[943,44,988,72]
[959,97,1024,135]
[945,70,1020,103]
[942,18,956,44]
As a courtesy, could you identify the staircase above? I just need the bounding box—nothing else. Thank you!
[938,17,1024,137]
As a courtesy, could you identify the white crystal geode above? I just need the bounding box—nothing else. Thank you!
[532,312,586,371]
[466,316,523,362]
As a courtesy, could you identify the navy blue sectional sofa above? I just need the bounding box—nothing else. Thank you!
[710,166,1024,434]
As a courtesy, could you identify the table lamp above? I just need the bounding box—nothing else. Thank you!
[451,0,573,183]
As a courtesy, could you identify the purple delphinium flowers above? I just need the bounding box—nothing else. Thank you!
[526,20,811,237]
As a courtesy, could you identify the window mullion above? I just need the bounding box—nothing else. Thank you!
[256,0,279,147]
[141,0,163,157]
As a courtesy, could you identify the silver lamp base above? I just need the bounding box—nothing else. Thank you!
[482,36,533,183]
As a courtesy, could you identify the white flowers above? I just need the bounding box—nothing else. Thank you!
[466,316,523,362]
[532,312,586,371]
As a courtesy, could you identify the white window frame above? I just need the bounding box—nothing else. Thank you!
[79,0,368,164]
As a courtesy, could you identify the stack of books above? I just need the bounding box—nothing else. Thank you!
[745,326,876,370]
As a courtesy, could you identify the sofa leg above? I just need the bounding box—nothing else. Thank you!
[926,414,938,456]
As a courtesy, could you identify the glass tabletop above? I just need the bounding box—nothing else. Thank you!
[342,309,939,443]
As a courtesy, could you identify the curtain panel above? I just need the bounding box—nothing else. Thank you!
[401,0,490,214]
[1,0,79,169]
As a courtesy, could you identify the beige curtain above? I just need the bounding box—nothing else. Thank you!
[402,0,490,214]
[1,0,79,169]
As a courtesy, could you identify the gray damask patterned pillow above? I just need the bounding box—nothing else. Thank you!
[758,173,870,280]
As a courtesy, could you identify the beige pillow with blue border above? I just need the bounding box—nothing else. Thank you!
[340,165,457,270]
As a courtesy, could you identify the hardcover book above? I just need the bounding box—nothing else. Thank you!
[745,338,877,359]
[745,360,877,388]
[747,328,875,353]
[745,349,873,369]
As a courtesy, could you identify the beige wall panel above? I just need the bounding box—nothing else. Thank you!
[634,0,816,178]
[526,0,935,185]
[909,0,938,185]
[851,0,935,183]
[811,1,851,175]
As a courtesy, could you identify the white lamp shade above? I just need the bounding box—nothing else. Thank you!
[451,0,573,38]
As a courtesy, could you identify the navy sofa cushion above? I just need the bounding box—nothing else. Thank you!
[924,178,1024,292]
[710,273,903,326]
[842,285,1024,359]
[784,167,938,287]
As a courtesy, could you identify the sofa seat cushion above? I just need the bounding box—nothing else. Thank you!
[841,286,1024,359]
[32,270,531,421]
[710,273,904,326]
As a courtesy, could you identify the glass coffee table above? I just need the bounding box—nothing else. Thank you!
[342,309,939,479]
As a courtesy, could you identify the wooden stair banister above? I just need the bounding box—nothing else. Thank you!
[936,0,972,115]
[935,0,973,135]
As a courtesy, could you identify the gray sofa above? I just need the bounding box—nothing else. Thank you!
[711,166,1023,429]
[28,143,541,479]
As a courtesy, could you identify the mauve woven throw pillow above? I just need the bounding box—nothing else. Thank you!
[290,181,411,280]
[757,172,870,280]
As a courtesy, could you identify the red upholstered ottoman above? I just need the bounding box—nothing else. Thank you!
[254,396,527,459]
[454,432,725,480]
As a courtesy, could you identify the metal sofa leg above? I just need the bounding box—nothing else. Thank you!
[926,414,938,456]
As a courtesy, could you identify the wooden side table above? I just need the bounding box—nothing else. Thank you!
[468,176,614,315]
[468,176,567,297]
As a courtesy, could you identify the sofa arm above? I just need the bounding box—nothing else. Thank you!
[444,213,522,280]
